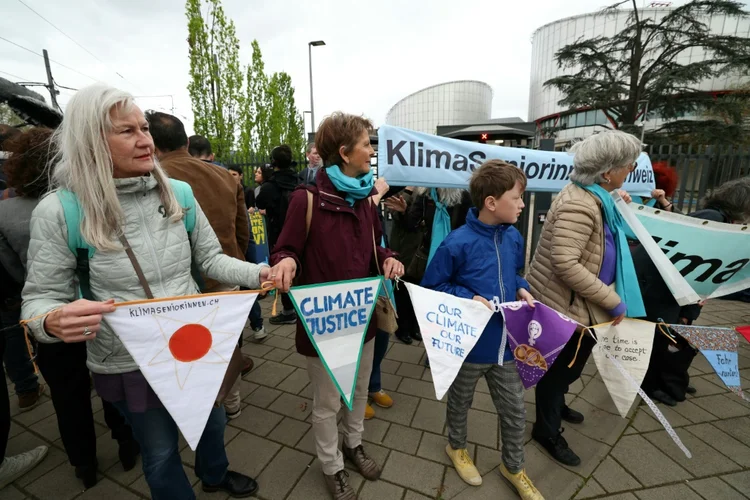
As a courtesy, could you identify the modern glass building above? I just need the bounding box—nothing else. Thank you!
[385,80,493,134]
[528,7,750,145]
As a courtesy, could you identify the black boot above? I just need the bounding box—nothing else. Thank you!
[118,438,140,472]
[395,329,413,345]
[75,462,98,489]
[203,470,259,498]
[561,406,584,424]
[651,389,677,407]
[532,429,581,466]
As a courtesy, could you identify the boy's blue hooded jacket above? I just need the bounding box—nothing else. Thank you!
[421,208,529,364]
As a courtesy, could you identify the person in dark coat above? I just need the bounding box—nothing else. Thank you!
[635,176,750,405]
[256,145,301,325]
[398,187,471,345]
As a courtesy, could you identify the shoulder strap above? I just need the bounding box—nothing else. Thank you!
[169,179,196,234]
[56,189,95,300]
[57,189,94,258]
[305,189,313,239]
[117,233,154,299]
[368,197,382,276]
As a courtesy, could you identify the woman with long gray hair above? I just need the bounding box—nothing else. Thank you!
[526,130,646,467]
[22,84,276,499]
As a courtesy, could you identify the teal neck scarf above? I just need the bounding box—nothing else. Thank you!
[427,188,452,267]
[577,183,646,318]
[326,165,374,206]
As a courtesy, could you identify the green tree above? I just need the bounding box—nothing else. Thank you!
[654,83,750,145]
[186,0,243,159]
[545,0,750,138]
[239,40,270,158]
[266,72,306,156]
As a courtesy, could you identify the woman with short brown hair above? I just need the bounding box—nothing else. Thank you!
[271,112,404,500]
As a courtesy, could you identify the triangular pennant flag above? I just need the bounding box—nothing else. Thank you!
[670,324,749,402]
[591,319,655,417]
[104,291,259,449]
[736,326,750,344]
[404,283,494,400]
[288,277,381,410]
[499,301,579,389]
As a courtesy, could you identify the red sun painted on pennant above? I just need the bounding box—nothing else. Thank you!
[169,324,213,362]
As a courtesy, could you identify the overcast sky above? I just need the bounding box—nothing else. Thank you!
[2,0,742,135]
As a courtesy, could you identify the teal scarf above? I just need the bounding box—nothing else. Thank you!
[577,183,646,318]
[326,165,374,206]
[427,188,452,266]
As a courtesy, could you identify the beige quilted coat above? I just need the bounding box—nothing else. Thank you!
[527,183,621,326]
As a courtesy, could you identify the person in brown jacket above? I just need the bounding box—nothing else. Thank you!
[145,111,249,293]
[146,112,253,420]
[526,130,643,467]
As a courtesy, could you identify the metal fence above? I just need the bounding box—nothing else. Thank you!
[645,145,750,214]
[221,153,310,187]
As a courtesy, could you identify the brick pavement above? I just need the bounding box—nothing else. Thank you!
[1,298,749,500]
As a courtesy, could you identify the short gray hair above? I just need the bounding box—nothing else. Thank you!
[569,130,642,186]
[701,177,750,222]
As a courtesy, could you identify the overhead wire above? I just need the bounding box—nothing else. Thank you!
[0,35,98,82]
[14,0,143,93]
[0,69,35,81]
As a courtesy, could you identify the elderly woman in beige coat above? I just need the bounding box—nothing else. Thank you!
[526,130,646,467]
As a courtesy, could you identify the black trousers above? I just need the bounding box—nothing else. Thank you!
[0,330,10,459]
[281,292,294,313]
[36,342,132,466]
[393,280,418,336]
[534,332,596,439]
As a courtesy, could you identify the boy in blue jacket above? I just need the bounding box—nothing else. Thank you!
[422,160,543,500]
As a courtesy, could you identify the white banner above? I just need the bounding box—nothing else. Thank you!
[105,291,259,450]
[377,125,655,196]
[591,319,655,418]
[616,194,750,303]
[405,283,494,400]
[288,277,381,410]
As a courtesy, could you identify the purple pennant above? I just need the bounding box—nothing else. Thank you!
[500,301,579,389]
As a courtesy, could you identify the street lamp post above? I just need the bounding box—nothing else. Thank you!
[308,40,326,134]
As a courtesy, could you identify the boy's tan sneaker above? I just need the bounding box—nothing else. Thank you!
[499,464,544,500]
[445,445,482,486]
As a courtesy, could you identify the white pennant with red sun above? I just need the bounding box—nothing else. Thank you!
[104,291,259,449]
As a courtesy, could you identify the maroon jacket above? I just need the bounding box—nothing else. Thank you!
[270,168,396,357]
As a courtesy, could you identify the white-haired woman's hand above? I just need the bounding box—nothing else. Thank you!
[43,299,116,343]
[272,258,297,292]
[616,189,632,204]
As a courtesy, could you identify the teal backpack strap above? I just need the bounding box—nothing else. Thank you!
[168,179,196,234]
[56,190,95,300]
[168,179,205,291]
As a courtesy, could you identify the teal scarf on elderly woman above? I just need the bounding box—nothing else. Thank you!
[326,165,374,206]
[577,183,646,318]
[427,188,452,267]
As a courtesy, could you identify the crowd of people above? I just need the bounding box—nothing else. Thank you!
[0,83,748,500]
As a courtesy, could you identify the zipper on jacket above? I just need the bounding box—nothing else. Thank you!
[133,192,166,294]
[493,229,506,303]
[493,229,508,366]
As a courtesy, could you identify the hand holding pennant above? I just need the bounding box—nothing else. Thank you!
[104,290,261,450]
[404,283,494,400]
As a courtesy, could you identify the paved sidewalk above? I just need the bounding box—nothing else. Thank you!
[1,298,749,500]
